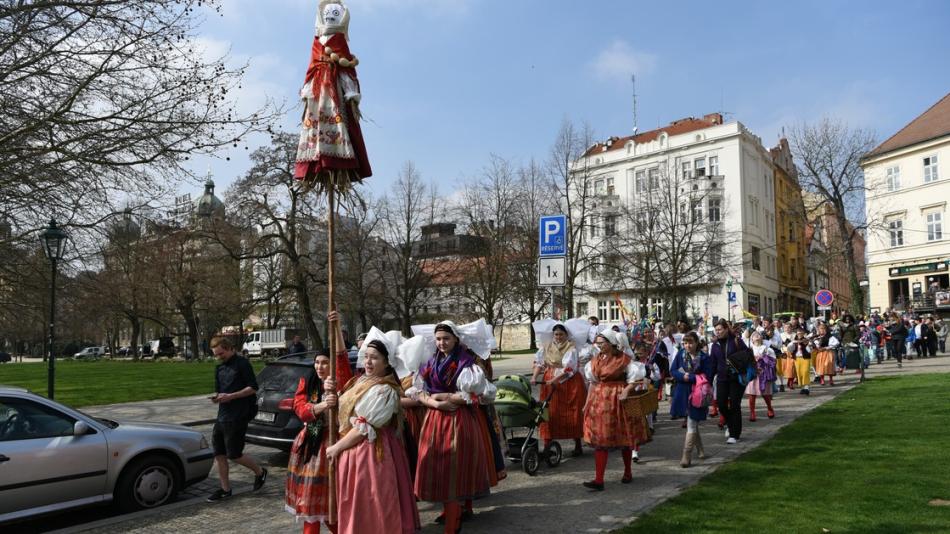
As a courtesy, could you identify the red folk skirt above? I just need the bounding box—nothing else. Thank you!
[414,405,490,503]
[404,405,425,445]
[285,431,330,524]
[539,368,586,441]
[583,380,648,450]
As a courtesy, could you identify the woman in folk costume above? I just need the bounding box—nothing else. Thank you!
[325,330,420,534]
[742,331,777,421]
[285,311,354,534]
[294,1,372,186]
[789,326,813,395]
[409,321,496,534]
[778,322,797,391]
[582,330,649,490]
[285,351,338,534]
[530,319,588,458]
[669,331,712,468]
[812,321,839,386]
[392,335,430,466]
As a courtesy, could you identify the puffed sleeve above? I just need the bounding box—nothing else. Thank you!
[457,365,489,404]
[292,377,316,423]
[626,360,647,383]
[480,380,497,404]
[578,345,594,366]
[584,360,597,383]
[828,336,841,348]
[533,348,545,369]
[560,348,579,378]
[404,372,424,400]
[350,384,398,443]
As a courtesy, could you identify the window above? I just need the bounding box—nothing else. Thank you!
[589,217,599,238]
[927,212,943,241]
[0,398,76,441]
[708,244,723,268]
[648,167,659,190]
[888,219,904,247]
[604,215,617,236]
[576,302,588,318]
[595,179,605,194]
[788,220,795,241]
[609,301,620,321]
[751,246,761,271]
[597,300,609,321]
[924,155,939,183]
[691,200,702,223]
[681,161,692,179]
[635,170,646,193]
[709,156,719,176]
[606,177,615,195]
[748,293,760,315]
[790,258,797,279]
[694,157,706,177]
[708,199,721,222]
[886,166,901,191]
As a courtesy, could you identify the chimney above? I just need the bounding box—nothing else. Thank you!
[703,113,723,125]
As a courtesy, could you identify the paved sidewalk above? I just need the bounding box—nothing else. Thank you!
[84,394,218,426]
[72,352,949,533]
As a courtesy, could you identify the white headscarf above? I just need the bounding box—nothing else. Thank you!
[410,318,497,360]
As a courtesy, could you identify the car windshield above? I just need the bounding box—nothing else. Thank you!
[257,364,312,393]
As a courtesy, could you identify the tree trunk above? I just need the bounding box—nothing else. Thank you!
[293,266,324,349]
[833,213,865,315]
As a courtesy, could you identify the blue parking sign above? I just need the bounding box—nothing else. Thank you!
[539,215,567,256]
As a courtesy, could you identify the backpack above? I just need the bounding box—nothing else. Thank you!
[691,373,713,409]
[727,349,756,386]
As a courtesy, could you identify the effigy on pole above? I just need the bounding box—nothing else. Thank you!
[292,0,372,525]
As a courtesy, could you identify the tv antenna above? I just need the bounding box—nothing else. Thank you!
[631,74,639,134]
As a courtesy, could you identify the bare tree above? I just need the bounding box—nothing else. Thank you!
[603,160,741,320]
[0,0,276,245]
[548,119,598,315]
[336,191,389,333]
[790,119,876,314]
[377,162,435,335]
[223,133,327,348]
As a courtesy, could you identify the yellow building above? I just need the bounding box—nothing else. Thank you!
[771,138,811,315]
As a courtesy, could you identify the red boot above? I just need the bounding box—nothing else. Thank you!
[709,400,719,417]
[787,378,795,390]
[748,395,757,422]
[718,413,726,429]
[764,395,775,418]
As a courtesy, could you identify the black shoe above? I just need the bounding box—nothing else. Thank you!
[571,447,583,458]
[461,509,474,522]
[621,475,633,484]
[253,468,268,491]
[207,488,232,502]
[435,513,445,525]
[583,480,605,491]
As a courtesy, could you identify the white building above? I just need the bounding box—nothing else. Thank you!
[571,113,780,324]
[862,92,950,314]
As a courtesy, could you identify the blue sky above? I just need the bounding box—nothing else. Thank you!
[188,0,950,198]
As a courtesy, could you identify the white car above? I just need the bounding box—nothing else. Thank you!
[73,346,105,360]
[0,387,213,525]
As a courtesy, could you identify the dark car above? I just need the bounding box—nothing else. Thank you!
[0,351,10,363]
[245,354,314,451]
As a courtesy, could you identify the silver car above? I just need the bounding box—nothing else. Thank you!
[0,386,213,525]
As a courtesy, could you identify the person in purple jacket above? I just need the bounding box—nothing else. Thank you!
[708,319,748,444]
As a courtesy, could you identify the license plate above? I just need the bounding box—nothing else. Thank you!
[254,411,276,423]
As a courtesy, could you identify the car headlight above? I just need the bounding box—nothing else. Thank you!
[200,435,209,449]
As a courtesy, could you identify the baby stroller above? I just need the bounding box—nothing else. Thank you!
[494,374,562,475]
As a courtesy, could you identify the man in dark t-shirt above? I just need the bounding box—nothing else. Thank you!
[207,337,267,502]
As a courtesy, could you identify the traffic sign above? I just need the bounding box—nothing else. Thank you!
[539,215,567,256]
[727,291,737,303]
[817,305,832,311]
[815,289,834,307]
[538,256,566,286]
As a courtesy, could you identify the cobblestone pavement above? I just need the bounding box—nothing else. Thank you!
[47,352,950,533]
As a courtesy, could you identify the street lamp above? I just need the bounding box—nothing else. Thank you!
[42,219,67,400]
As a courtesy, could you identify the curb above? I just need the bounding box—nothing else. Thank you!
[181,418,216,427]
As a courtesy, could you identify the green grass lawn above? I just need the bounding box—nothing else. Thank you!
[624,373,950,534]
[0,359,265,407]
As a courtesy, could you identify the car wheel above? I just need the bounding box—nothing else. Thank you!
[115,455,180,512]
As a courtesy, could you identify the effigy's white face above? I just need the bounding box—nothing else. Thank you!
[322,3,346,30]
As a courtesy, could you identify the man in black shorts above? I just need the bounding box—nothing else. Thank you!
[207,337,267,502]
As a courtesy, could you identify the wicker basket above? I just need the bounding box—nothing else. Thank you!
[622,386,658,418]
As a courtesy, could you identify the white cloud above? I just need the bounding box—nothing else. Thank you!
[591,39,657,82]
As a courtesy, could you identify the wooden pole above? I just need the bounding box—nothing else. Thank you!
[326,184,337,525]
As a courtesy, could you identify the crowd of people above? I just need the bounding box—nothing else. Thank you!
[206,307,943,534]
